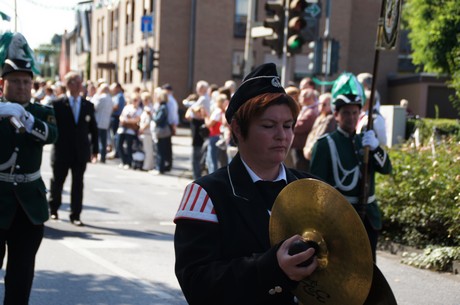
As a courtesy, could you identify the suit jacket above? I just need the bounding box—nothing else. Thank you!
[174,154,316,305]
[0,102,58,229]
[51,96,98,164]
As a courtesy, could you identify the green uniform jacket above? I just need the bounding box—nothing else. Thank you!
[0,102,58,229]
[310,127,392,229]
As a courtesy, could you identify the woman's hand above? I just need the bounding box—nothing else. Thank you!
[277,235,318,281]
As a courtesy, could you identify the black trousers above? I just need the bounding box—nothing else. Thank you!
[363,217,379,262]
[0,206,44,305]
[49,159,87,220]
[165,135,173,170]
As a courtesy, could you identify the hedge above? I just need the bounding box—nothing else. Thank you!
[376,118,460,271]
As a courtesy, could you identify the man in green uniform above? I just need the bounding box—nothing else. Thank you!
[310,73,392,261]
[0,32,58,305]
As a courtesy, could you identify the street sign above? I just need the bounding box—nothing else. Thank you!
[305,3,321,18]
[251,26,274,38]
[141,15,153,33]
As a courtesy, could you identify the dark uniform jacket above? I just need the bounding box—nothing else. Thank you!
[0,102,58,229]
[51,96,98,163]
[174,153,316,305]
[310,128,392,229]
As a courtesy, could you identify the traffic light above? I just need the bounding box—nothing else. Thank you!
[329,39,340,75]
[147,48,155,73]
[307,39,323,75]
[287,0,308,54]
[262,0,285,57]
[137,49,144,72]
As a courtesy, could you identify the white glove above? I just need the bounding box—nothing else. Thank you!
[20,111,35,133]
[362,130,379,151]
[0,102,26,119]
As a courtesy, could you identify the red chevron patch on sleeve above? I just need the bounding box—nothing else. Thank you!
[174,183,218,223]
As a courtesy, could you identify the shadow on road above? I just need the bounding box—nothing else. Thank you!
[44,224,174,242]
[30,270,186,305]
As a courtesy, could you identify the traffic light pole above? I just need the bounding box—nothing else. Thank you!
[280,0,289,87]
[243,0,256,77]
[143,31,148,89]
[321,0,331,93]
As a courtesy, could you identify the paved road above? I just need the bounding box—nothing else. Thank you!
[1,128,458,305]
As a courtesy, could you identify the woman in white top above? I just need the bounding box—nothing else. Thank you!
[92,83,113,163]
[117,93,142,169]
[139,91,155,171]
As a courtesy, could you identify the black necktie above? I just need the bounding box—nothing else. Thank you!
[255,180,287,211]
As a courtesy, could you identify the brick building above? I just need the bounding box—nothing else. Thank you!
[59,0,456,119]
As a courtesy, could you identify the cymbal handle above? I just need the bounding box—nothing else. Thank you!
[288,240,319,267]
[10,116,26,133]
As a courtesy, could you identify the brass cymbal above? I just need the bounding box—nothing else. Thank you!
[270,178,373,305]
[364,264,398,305]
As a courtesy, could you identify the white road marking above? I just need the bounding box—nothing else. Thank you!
[92,188,125,193]
[60,239,176,299]
[159,221,175,226]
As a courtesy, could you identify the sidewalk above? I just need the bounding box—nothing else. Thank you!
[105,127,194,180]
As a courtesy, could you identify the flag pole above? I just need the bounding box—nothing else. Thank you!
[14,0,17,31]
[357,0,385,217]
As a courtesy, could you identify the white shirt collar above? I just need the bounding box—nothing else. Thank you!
[240,157,287,183]
[337,126,354,138]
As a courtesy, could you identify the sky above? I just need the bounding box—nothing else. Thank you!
[0,0,79,49]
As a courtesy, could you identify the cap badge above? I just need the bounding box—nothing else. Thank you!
[271,77,282,88]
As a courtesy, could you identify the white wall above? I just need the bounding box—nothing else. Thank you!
[380,105,407,147]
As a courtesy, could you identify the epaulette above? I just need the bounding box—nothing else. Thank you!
[28,102,56,125]
[31,102,53,109]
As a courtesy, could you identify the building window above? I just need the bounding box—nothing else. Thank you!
[101,16,105,54]
[125,1,135,45]
[97,17,106,55]
[143,0,155,37]
[124,57,129,83]
[234,0,249,38]
[129,56,134,83]
[143,0,154,15]
[232,50,245,77]
[398,30,416,73]
[110,7,119,50]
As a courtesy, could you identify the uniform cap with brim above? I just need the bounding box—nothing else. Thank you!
[1,58,33,77]
[331,72,365,111]
[333,94,363,111]
[0,31,37,77]
[225,63,285,123]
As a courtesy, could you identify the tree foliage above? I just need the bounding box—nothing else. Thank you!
[404,0,460,113]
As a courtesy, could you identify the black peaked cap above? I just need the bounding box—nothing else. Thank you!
[225,63,285,123]
[1,58,33,78]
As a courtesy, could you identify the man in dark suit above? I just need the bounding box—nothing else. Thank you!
[49,71,98,226]
[0,31,58,305]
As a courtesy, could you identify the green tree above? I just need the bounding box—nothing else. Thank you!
[404,0,460,114]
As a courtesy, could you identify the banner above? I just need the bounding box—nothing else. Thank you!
[376,0,402,50]
[0,11,11,22]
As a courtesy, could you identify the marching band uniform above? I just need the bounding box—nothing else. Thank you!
[310,127,392,230]
[175,63,319,305]
[174,153,315,305]
[0,32,58,305]
[310,72,392,261]
[0,101,58,227]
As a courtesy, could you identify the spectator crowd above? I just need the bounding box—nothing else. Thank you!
[27,71,388,178]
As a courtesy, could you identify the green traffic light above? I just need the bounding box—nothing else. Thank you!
[288,36,302,50]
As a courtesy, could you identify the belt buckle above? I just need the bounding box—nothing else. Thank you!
[14,174,26,183]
